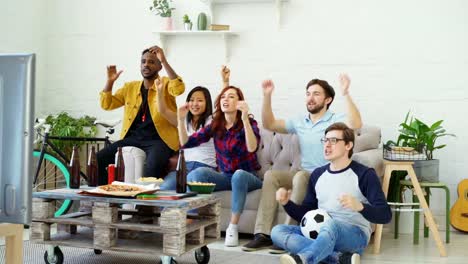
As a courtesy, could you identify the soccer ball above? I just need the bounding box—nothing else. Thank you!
[300,209,331,239]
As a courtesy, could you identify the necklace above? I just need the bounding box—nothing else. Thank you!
[141,91,148,122]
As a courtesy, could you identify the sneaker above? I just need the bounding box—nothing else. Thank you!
[268,244,287,254]
[339,252,360,264]
[241,233,273,251]
[224,226,239,247]
[280,254,303,264]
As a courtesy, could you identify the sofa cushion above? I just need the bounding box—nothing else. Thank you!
[213,189,262,211]
[354,125,381,153]
[256,130,302,179]
[352,148,384,178]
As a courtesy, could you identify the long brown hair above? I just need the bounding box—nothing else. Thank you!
[211,86,246,138]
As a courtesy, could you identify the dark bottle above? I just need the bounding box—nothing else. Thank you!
[86,146,98,187]
[69,146,81,189]
[116,147,125,182]
[176,149,187,193]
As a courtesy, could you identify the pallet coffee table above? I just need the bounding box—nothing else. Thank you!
[31,187,221,264]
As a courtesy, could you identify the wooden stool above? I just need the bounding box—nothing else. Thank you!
[0,223,24,264]
[395,180,450,244]
[373,160,447,257]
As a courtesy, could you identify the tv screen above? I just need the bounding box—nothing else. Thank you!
[0,54,35,224]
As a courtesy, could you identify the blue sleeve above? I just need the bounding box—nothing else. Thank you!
[358,168,392,224]
[332,112,346,123]
[283,170,320,222]
[285,117,297,134]
[183,124,213,149]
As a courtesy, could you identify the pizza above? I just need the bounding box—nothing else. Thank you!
[97,184,146,196]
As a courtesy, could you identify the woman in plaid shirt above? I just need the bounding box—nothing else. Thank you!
[178,85,262,247]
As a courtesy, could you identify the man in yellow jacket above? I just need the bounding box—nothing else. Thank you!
[97,46,185,185]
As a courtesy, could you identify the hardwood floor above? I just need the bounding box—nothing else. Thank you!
[209,231,468,263]
[2,228,467,263]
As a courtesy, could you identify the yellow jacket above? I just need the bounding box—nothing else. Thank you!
[99,76,185,151]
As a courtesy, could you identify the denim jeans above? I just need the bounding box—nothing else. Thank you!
[187,167,263,214]
[271,219,368,264]
[159,161,216,191]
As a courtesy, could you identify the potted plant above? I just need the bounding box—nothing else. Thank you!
[44,112,97,157]
[183,14,192,31]
[387,111,455,184]
[150,0,176,31]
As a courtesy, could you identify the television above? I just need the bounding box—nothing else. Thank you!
[0,54,35,224]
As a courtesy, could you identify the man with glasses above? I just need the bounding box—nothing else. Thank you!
[272,122,391,264]
[242,74,362,252]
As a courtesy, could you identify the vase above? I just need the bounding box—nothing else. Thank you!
[163,17,173,31]
[184,22,192,31]
[413,159,440,182]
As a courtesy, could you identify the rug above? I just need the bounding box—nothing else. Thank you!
[0,241,277,264]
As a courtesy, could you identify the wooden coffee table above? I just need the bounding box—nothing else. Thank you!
[31,187,221,264]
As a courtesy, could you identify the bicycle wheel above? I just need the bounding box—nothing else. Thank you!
[33,150,73,217]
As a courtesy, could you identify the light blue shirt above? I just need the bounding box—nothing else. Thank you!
[285,111,345,172]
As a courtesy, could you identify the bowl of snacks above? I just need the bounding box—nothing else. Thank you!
[187,181,216,194]
[136,177,165,187]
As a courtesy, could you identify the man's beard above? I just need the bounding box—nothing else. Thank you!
[307,101,325,114]
[142,70,158,80]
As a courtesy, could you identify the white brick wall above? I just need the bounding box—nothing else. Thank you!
[2,0,467,226]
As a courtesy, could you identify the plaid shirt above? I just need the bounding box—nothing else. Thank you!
[183,118,261,174]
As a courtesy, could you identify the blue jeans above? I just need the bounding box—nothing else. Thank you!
[187,167,263,214]
[271,219,368,264]
[159,161,216,190]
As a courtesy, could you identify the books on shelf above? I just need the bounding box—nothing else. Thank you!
[210,24,230,31]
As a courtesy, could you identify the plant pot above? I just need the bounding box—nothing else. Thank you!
[162,17,173,31]
[413,159,439,182]
[184,22,192,31]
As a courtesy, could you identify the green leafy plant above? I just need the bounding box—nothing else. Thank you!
[183,14,191,24]
[392,111,455,160]
[150,0,175,18]
[45,112,97,157]
[385,111,455,202]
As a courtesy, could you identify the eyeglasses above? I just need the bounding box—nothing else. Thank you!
[320,137,345,145]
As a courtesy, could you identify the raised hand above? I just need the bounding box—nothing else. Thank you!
[177,103,190,121]
[339,73,351,96]
[236,101,250,121]
[221,65,230,83]
[261,79,275,96]
[276,187,292,206]
[106,65,123,83]
[155,77,163,92]
[148,45,167,64]
[339,194,363,212]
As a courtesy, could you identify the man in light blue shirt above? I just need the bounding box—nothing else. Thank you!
[242,74,363,253]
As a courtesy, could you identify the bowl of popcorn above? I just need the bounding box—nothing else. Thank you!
[136,177,165,187]
[187,181,216,194]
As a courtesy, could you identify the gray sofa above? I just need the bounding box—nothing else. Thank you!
[120,125,383,234]
[213,125,384,234]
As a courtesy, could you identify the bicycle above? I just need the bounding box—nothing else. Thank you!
[33,119,120,217]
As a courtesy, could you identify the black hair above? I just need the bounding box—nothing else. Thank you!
[186,86,213,131]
